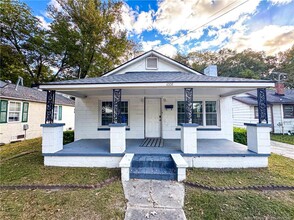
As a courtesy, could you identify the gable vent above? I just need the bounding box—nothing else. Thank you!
[146,57,158,70]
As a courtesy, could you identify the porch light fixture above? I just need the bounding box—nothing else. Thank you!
[165,105,173,110]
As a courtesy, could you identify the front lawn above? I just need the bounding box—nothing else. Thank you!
[185,154,294,219]
[0,138,120,185]
[0,182,126,220]
[271,134,294,145]
[185,190,294,219]
[186,154,294,187]
[0,138,126,219]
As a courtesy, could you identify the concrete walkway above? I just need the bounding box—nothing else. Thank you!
[123,180,186,220]
[271,141,294,159]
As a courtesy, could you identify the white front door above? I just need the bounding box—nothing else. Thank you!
[145,98,161,138]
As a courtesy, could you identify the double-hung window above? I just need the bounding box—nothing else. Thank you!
[0,101,30,123]
[8,101,22,122]
[101,101,128,126]
[205,101,217,125]
[177,101,218,126]
[283,104,294,118]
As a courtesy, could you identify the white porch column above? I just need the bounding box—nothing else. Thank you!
[41,123,64,153]
[245,123,271,154]
[180,123,198,154]
[110,123,126,153]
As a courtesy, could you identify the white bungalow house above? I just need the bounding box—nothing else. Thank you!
[39,50,274,181]
[0,80,75,144]
[233,84,294,134]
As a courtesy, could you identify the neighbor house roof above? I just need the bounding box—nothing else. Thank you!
[233,89,294,105]
[41,71,273,85]
[0,80,74,106]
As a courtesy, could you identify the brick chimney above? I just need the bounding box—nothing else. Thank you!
[275,82,285,96]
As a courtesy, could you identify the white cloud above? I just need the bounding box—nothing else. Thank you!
[119,3,154,35]
[36,16,50,30]
[153,0,261,36]
[189,15,248,52]
[226,25,294,55]
[141,40,161,51]
[268,0,292,5]
[156,44,178,57]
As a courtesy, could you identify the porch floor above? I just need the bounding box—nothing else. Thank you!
[44,139,267,156]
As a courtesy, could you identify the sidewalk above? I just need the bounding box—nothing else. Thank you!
[123,180,187,220]
[271,141,294,159]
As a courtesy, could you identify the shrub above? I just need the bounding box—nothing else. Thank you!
[63,130,74,145]
[234,127,247,145]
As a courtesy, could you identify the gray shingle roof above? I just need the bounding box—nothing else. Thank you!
[234,89,294,105]
[233,96,258,105]
[0,81,74,106]
[0,81,7,88]
[42,72,273,85]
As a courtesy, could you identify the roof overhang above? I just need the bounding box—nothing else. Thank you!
[39,81,275,90]
[39,82,275,98]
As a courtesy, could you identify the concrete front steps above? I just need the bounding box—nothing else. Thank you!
[119,153,188,182]
[130,155,177,181]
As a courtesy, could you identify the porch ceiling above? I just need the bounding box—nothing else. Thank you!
[55,87,263,98]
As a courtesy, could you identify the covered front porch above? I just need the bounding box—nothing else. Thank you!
[43,138,263,156]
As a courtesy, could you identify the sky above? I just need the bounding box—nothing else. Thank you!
[22,0,294,57]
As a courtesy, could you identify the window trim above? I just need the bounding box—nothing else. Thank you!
[8,101,22,123]
[100,100,129,126]
[176,100,219,127]
[283,104,294,119]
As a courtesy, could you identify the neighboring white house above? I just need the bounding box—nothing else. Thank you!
[0,80,75,144]
[39,50,275,181]
[233,85,294,134]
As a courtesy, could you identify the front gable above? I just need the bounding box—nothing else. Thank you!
[103,50,202,76]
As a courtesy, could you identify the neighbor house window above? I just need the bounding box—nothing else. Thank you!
[22,102,29,122]
[177,101,217,126]
[254,106,258,119]
[0,100,8,123]
[8,101,21,122]
[54,105,63,121]
[283,104,294,118]
[101,101,128,126]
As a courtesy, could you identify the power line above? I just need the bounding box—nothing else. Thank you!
[155,0,249,50]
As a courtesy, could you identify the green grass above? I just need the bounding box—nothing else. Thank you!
[185,154,294,219]
[185,189,294,220]
[0,182,126,220]
[0,138,120,185]
[271,134,294,145]
[186,154,294,187]
[0,138,126,219]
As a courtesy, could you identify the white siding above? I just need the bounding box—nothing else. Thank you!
[272,104,294,133]
[232,99,272,129]
[60,105,75,130]
[74,94,234,141]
